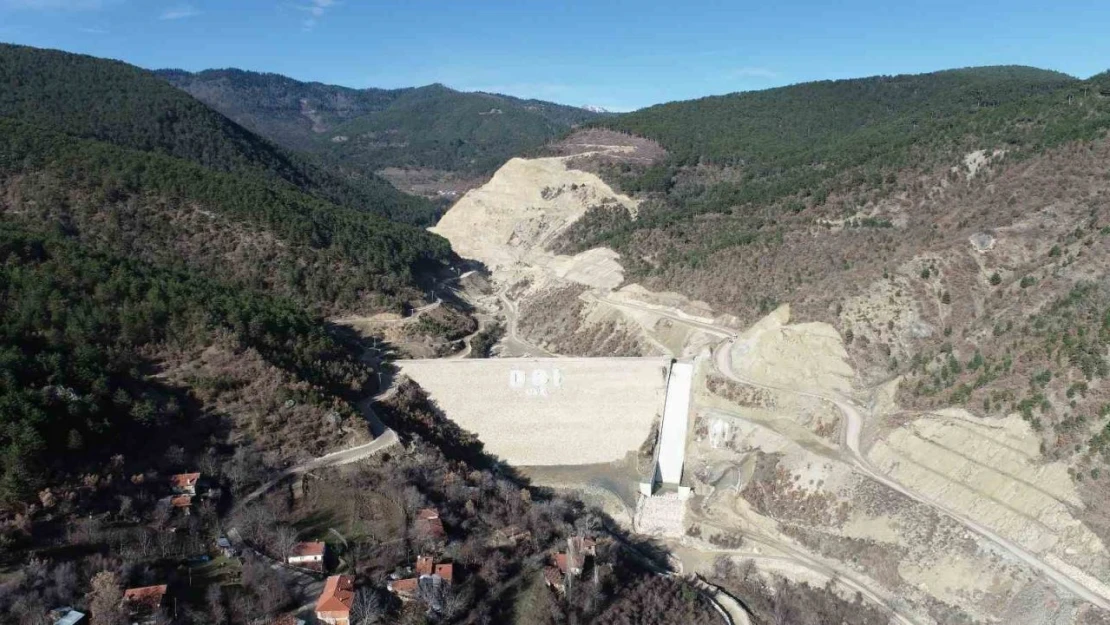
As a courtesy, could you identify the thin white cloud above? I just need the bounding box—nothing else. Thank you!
[160,4,199,20]
[298,0,336,30]
[729,67,780,80]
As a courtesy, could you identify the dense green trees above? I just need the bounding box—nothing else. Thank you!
[0,224,370,503]
[0,118,452,292]
[601,66,1077,168]
[570,66,1110,272]
[0,43,438,224]
[160,69,604,176]
[0,44,462,505]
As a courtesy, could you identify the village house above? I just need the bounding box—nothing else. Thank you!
[415,507,446,539]
[388,555,454,602]
[169,473,200,495]
[122,585,167,624]
[288,541,326,569]
[315,575,355,625]
[269,615,305,625]
[543,536,598,592]
[487,525,531,548]
[170,494,192,513]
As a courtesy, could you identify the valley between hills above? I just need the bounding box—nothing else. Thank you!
[5,42,1110,625]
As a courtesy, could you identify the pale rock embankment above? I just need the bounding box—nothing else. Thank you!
[432,151,736,357]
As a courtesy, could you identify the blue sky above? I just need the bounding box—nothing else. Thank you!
[2,0,1109,111]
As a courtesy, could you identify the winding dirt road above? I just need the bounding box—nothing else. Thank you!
[710,338,1110,611]
[238,396,399,508]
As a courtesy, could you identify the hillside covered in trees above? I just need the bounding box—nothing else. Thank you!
[0,43,460,506]
[1,44,439,225]
[159,68,604,179]
[561,66,1110,280]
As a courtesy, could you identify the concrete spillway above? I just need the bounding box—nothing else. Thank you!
[657,361,694,485]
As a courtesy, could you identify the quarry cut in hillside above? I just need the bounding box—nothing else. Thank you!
[688,304,1110,624]
[432,146,736,357]
[432,154,637,288]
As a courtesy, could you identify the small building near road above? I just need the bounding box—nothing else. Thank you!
[315,575,355,625]
[170,494,192,513]
[388,555,454,602]
[544,536,598,592]
[488,525,531,548]
[217,535,238,558]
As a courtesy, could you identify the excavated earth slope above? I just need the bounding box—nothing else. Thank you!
[431,150,738,357]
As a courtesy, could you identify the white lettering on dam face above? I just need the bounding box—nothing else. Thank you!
[509,368,563,397]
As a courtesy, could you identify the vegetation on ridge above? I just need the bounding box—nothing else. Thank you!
[160,68,604,177]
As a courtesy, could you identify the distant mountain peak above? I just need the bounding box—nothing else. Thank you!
[582,104,609,113]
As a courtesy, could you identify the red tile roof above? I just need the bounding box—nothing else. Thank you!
[389,577,419,595]
[315,575,354,614]
[416,508,445,537]
[569,536,596,552]
[169,473,200,489]
[291,541,326,558]
[123,585,167,611]
[415,555,434,576]
[170,495,192,508]
[434,563,454,584]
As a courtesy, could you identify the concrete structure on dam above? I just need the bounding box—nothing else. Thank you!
[640,361,694,496]
[395,358,693,471]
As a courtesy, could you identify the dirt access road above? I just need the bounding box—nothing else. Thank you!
[238,395,399,508]
[710,338,1110,611]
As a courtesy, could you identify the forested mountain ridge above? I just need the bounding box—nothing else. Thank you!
[159,67,604,180]
[155,68,401,151]
[565,65,1110,268]
[0,43,439,225]
[0,43,462,507]
[601,66,1078,166]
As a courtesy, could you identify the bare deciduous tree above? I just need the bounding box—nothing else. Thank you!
[274,524,299,562]
[87,570,126,625]
[350,587,386,625]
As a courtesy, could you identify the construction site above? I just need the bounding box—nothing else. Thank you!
[386,138,1110,625]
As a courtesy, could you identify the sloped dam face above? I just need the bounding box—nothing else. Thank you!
[396,357,673,466]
